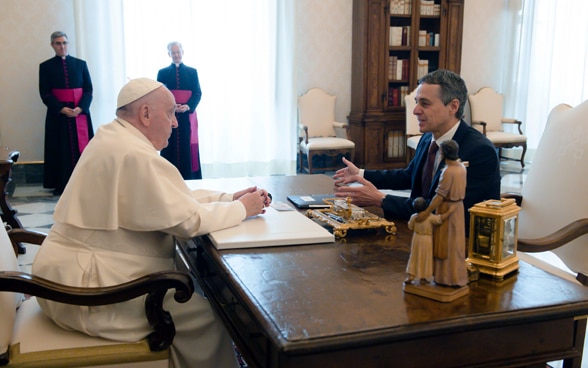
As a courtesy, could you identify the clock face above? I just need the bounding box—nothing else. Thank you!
[472,216,496,260]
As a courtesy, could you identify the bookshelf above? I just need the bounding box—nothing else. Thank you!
[348,0,464,169]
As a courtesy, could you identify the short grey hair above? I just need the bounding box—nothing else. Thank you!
[51,31,68,42]
[167,41,183,53]
[418,69,468,120]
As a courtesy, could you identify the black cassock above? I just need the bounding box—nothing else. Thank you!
[157,63,202,180]
[39,55,94,194]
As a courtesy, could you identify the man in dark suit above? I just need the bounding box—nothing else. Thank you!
[157,41,203,179]
[334,69,500,229]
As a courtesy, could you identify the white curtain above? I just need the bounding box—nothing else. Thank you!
[73,0,126,131]
[504,0,588,150]
[76,0,297,178]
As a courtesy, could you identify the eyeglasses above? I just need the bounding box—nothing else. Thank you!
[53,41,68,46]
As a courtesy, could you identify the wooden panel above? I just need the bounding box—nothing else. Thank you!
[440,0,465,73]
[350,0,464,168]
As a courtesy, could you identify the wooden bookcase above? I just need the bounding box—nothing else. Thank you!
[348,0,464,169]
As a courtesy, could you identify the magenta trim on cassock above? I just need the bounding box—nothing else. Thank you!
[171,89,199,171]
[52,88,90,153]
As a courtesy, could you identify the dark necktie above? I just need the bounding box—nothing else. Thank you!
[421,141,439,192]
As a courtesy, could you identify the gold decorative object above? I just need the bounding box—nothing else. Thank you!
[467,198,521,280]
[307,197,397,238]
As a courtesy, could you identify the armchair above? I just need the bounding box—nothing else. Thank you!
[501,101,588,285]
[298,88,355,174]
[0,225,194,367]
[0,150,25,255]
[468,87,527,167]
[545,102,573,128]
[404,88,420,165]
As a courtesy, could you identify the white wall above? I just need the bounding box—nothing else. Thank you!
[296,0,353,124]
[460,0,509,122]
[0,0,502,163]
[0,0,77,163]
[461,0,508,96]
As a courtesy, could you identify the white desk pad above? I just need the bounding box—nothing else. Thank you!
[208,206,334,249]
[185,177,334,249]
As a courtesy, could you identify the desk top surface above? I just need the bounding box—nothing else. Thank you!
[187,174,588,348]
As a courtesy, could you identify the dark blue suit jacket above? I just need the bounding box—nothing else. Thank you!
[365,120,500,227]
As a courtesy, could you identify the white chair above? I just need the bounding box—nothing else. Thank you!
[504,101,588,285]
[298,88,355,174]
[0,225,193,367]
[469,87,527,167]
[545,103,573,128]
[404,88,420,165]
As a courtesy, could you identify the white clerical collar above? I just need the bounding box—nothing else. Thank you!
[174,63,182,67]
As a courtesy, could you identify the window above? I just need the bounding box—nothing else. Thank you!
[505,0,588,149]
[78,0,297,177]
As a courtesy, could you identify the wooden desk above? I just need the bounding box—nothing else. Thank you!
[177,174,588,368]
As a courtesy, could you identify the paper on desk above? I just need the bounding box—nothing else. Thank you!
[347,182,411,198]
[207,206,334,250]
[379,189,411,198]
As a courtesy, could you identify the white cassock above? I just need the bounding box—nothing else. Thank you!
[33,118,242,368]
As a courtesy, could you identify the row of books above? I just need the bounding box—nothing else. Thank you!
[388,56,410,81]
[387,130,406,159]
[389,26,410,47]
[390,0,412,15]
[420,1,441,16]
[390,0,441,16]
[389,60,438,86]
[418,30,440,47]
[391,27,441,47]
[387,85,410,108]
[416,58,433,80]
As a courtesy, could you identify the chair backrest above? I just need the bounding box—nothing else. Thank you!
[405,88,420,136]
[0,225,21,359]
[545,103,573,128]
[517,100,588,276]
[468,87,505,132]
[298,88,337,138]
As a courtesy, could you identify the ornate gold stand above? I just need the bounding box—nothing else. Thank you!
[306,197,396,238]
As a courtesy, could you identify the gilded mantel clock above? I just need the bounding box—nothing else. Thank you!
[467,198,521,280]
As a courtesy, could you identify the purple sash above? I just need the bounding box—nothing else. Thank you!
[171,90,199,171]
[52,88,90,153]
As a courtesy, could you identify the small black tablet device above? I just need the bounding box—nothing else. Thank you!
[287,194,333,209]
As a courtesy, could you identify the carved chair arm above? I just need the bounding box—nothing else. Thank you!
[516,218,588,254]
[0,270,194,351]
[501,118,524,134]
[500,193,588,285]
[299,123,309,144]
[517,218,588,286]
[333,121,350,139]
[470,120,487,135]
[501,193,588,252]
[7,228,47,255]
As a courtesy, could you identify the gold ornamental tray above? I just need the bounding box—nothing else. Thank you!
[306,197,396,238]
